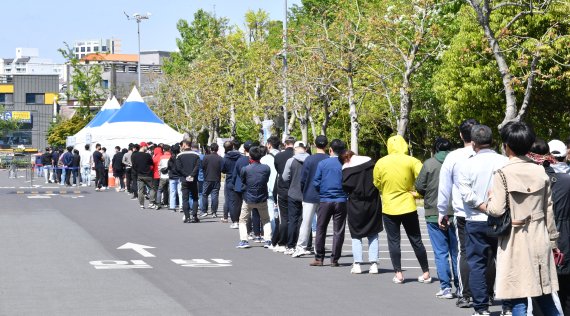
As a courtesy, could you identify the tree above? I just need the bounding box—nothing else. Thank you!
[465,0,570,127]
[59,42,106,115]
[46,114,92,148]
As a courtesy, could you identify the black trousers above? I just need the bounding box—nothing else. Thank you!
[95,166,105,189]
[274,194,289,246]
[103,168,109,187]
[558,274,570,316]
[287,198,303,249]
[230,190,243,223]
[181,180,199,219]
[223,183,231,219]
[125,168,132,193]
[455,216,472,298]
[131,172,138,197]
[314,201,347,262]
[383,211,430,273]
[64,167,72,185]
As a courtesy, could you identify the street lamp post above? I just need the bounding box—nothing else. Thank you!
[125,12,151,91]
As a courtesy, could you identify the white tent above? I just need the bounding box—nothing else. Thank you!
[89,87,183,150]
[73,96,120,150]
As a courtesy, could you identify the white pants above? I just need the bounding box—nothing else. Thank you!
[297,202,318,248]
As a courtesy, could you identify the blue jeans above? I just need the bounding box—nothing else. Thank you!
[191,181,204,212]
[512,295,560,316]
[168,178,182,209]
[427,221,459,290]
[466,221,497,312]
[202,181,220,215]
[352,234,379,263]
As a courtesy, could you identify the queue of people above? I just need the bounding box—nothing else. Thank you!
[40,119,568,316]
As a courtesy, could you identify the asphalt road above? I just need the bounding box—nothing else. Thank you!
[0,170,504,316]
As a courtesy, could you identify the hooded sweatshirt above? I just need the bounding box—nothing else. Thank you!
[222,151,242,190]
[373,135,423,215]
[415,151,452,221]
[152,147,164,179]
[282,152,310,201]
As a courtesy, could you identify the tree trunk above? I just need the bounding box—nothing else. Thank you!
[321,95,331,137]
[481,24,518,127]
[397,73,411,136]
[308,113,317,141]
[348,71,359,154]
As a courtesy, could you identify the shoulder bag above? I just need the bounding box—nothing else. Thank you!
[487,169,512,238]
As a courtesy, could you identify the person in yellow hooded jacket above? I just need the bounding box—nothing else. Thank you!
[373,135,431,284]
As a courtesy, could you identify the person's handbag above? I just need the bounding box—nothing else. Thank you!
[554,250,565,267]
[487,169,512,238]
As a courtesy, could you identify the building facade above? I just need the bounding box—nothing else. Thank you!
[0,48,65,89]
[73,39,121,60]
[0,74,58,150]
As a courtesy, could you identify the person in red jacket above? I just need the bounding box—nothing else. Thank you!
[152,146,163,207]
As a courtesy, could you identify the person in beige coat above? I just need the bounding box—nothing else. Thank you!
[484,122,561,316]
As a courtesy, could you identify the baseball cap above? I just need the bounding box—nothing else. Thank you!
[243,140,254,151]
[140,142,148,148]
[315,135,328,148]
[294,141,306,149]
[548,139,566,157]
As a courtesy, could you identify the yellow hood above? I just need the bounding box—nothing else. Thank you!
[387,135,409,155]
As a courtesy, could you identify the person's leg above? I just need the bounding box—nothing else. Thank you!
[298,202,317,249]
[238,203,253,241]
[466,221,491,312]
[486,235,498,299]
[181,182,190,221]
[267,196,276,232]
[252,208,261,237]
[510,298,528,316]
[189,180,199,218]
[169,179,178,209]
[44,166,50,183]
[559,274,570,316]
[402,211,430,274]
[533,294,561,316]
[330,202,347,263]
[137,178,146,206]
[455,216,472,300]
[256,202,272,242]
[447,220,460,290]
[383,213,403,273]
[197,181,204,214]
[287,199,302,249]
[210,182,220,216]
[352,238,363,263]
[202,181,212,214]
[368,234,379,263]
[427,221,451,289]
[103,169,109,187]
[277,194,289,246]
[125,169,131,192]
[314,202,333,261]
[73,169,78,185]
[223,185,231,220]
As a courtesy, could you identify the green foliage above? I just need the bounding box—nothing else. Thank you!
[0,106,21,137]
[46,114,92,148]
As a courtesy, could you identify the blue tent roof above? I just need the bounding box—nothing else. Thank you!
[87,109,120,127]
[106,101,164,124]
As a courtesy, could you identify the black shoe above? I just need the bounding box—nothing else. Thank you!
[183,217,190,223]
[488,295,495,306]
[456,297,472,308]
[190,216,200,223]
[211,213,218,218]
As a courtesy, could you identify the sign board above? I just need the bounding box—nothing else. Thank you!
[85,132,92,145]
[0,111,32,123]
[66,136,76,147]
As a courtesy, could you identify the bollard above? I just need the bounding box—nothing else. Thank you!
[108,167,116,188]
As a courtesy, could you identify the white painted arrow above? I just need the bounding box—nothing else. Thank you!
[117,243,156,257]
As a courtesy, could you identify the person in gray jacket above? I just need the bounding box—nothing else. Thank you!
[415,137,458,299]
[282,141,310,254]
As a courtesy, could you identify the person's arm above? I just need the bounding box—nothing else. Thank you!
[372,160,382,191]
[300,162,309,193]
[437,159,453,218]
[240,165,247,188]
[176,156,186,177]
[457,163,484,209]
[544,178,560,249]
[282,158,293,183]
[312,163,322,192]
[412,158,423,179]
[485,172,506,217]
[191,157,199,178]
[414,164,429,197]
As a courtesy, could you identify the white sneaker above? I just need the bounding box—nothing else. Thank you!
[272,245,286,253]
[284,248,294,255]
[291,246,305,258]
[229,223,239,229]
[369,263,379,274]
[418,275,432,283]
[351,263,362,274]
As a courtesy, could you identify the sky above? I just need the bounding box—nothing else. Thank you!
[0,0,302,62]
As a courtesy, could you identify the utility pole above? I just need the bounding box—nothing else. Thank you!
[282,0,289,141]
[125,12,151,92]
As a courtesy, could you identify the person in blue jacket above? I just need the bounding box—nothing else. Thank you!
[309,139,348,267]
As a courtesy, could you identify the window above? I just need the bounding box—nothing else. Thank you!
[102,80,109,89]
[25,93,44,104]
[87,47,91,52]
[75,47,79,52]
[102,46,107,52]
[0,94,13,104]
[81,47,85,52]
[94,46,99,52]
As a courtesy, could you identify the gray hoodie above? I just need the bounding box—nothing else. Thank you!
[552,162,570,174]
[283,152,310,201]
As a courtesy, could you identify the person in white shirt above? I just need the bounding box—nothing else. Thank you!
[260,136,280,236]
[437,119,478,307]
[456,125,508,316]
[79,144,92,186]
